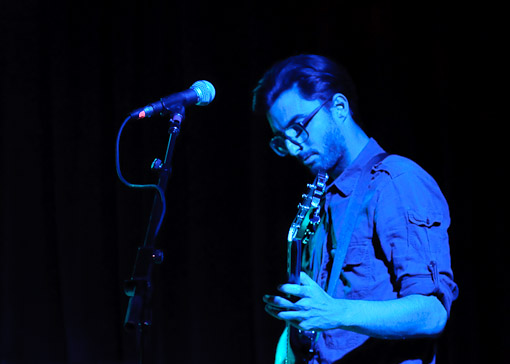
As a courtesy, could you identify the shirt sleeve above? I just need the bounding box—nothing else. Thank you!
[373,157,459,316]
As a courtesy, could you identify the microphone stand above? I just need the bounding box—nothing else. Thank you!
[123,105,185,364]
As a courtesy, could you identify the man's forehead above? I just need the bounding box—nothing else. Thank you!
[267,87,320,131]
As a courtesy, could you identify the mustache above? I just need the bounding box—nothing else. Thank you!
[297,151,318,162]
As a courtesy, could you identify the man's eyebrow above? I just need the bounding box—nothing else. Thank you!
[282,113,306,129]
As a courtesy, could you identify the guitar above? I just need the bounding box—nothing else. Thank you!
[286,172,328,363]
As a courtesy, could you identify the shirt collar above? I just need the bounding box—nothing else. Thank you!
[327,138,386,196]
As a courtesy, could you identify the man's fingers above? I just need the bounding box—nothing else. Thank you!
[263,294,295,309]
[278,283,309,298]
[265,304,304,330]
[265,304,285,321]
[299,271,317,286]
[278,309,308,322]
[265,304,309,327]
[277,273,319,297]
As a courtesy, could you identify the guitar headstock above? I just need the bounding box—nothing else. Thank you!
[287,172,328,243]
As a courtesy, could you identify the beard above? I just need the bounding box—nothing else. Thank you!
[307,126,348,178]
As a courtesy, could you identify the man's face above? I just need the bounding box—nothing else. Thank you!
[267,86,347,175]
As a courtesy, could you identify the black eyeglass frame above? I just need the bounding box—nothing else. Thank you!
[269,98,331,157]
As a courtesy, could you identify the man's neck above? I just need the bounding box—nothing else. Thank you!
[329,125,370,180]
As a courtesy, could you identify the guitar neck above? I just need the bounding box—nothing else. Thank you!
[288,238,301,285]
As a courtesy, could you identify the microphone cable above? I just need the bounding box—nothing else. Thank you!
[115,115,166,237]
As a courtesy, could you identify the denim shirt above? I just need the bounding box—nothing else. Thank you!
[301,138,458,364]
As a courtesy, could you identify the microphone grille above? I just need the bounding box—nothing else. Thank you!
[190,80,216,106]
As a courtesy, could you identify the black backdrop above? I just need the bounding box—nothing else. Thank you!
[0,1,505,363]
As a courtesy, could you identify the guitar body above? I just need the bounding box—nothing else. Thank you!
[286,172,328,363]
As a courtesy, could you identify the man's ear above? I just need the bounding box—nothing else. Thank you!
[331,93,349,120]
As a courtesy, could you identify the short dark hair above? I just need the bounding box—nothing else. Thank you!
[252,54,359,120]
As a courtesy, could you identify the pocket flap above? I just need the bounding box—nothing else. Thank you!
[342,244,366,266]
[407,210,442,228]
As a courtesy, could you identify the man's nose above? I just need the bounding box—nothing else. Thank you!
[285,139,302,157]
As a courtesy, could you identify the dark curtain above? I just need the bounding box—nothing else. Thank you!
[0,1,504,363]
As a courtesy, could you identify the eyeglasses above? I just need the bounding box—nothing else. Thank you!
[269,98,330,157]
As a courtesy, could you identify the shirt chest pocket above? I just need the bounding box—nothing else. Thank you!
[334,244,370,299]
[340,244,370,284]
[342,244,367,268]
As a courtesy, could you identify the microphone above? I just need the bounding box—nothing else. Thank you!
[130,80,216,119]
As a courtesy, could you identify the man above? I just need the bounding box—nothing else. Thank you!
[252,54,458,364]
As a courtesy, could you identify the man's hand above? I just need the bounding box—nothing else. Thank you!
[263,271,448,339]
[263,272,344,332]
